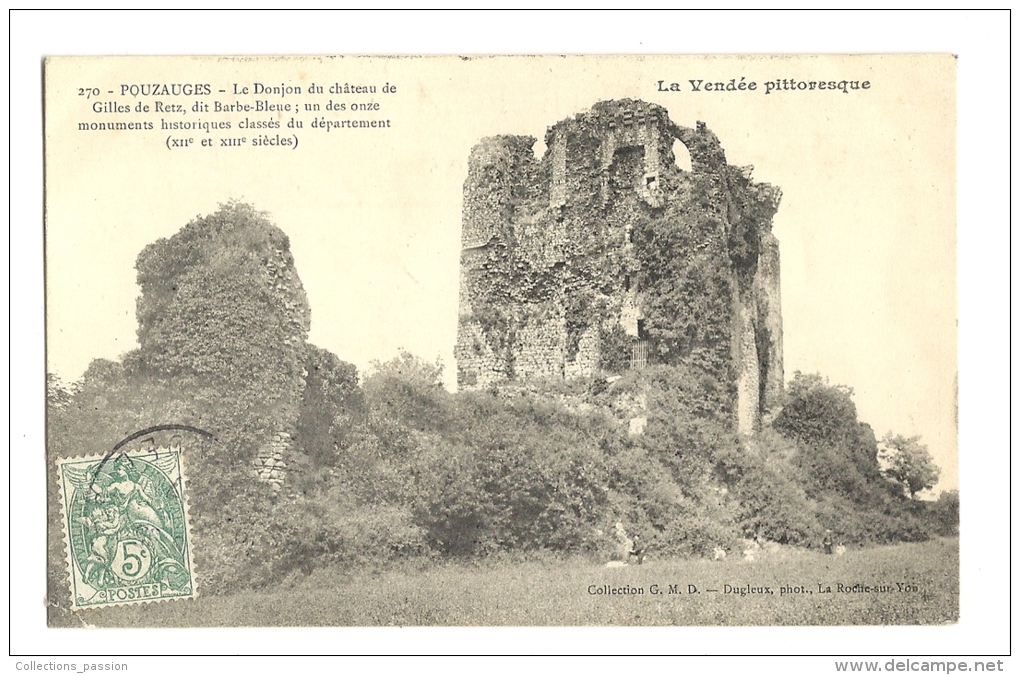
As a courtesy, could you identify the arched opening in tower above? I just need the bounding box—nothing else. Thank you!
[672,138,693,173]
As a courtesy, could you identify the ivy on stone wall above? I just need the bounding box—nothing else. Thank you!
[459,103,780,422]
[295,345,361,466]
[134,201,310,410]
[598,323,632,373]
[630,152,778,398]
[563,290,608,360]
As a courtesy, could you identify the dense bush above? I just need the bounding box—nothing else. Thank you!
[356,363,617,556]
[726,459,820,545]
[327,356,749,560]
[763,372,935,546]
[294,345,361,466]
[924,490,959,536]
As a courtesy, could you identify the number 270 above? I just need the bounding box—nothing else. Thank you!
[78,87,99,98]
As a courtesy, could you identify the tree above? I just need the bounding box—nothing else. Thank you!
[773,371,859,445]
[927,489,959,535]
[46,373,73,409]
[879,434,941,499]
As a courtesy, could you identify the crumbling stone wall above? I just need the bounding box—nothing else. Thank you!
[456,100,784,433]
[135,202,313,489]
[514,308,567,380]
[254,431,291,489]
[755,232,785,420]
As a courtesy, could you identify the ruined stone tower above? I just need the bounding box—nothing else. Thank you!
[134,202,311,489]
[455,100,784,433]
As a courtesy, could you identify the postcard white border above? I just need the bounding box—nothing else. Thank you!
[10,8,1011,663]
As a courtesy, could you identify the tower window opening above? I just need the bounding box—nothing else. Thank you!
[643,173,659,196]
[672,138,693,172]
[630,336,649,370]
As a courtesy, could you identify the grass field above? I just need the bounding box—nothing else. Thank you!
[51,537,958,627]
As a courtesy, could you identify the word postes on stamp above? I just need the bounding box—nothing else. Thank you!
[56,428,202,610]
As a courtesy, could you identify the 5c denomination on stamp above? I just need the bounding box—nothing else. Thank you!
[56,427,203,610]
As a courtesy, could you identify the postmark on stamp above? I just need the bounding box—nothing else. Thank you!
[56,425,206,610]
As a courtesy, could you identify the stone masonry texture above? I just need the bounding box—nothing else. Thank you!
[455,100,784,433]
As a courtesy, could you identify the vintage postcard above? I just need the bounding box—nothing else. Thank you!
[44,54,957,628]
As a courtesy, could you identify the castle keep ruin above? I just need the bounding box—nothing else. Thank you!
[455,100,784,433]
[134,203,313,490]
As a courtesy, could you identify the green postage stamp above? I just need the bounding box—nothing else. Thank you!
[56,440,197,610]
